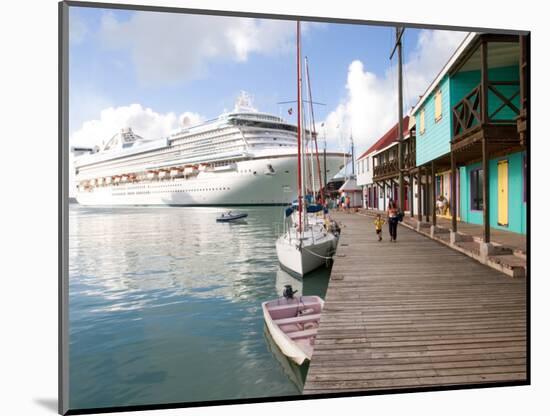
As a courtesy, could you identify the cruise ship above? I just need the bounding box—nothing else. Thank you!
[73,98,348,206]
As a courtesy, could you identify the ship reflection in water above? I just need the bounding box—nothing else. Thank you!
[69,204,330,410]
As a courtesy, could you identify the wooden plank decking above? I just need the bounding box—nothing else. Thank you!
[303,212,527,394]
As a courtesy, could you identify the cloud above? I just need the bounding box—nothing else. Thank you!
[99,11,301,85]
[70,103,201,148]
[322,29,468,153]
[69,88,113,136]
[69,104,204,195]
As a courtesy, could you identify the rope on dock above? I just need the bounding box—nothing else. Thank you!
[302,246,335,260]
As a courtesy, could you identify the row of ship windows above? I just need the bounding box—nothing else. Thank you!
[79,144,245,174]
[171,130,294,149]
[113,184,232,191]
[81,128,295,171]
[81,133,240,170]
[111,187,231,196]
[171,126,232,144]
[80,138,294,174]
[85,170,257,190]
[171,125,295,145]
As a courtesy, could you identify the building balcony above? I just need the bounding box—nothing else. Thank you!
[373,152,416,181]
[451,80,522,160]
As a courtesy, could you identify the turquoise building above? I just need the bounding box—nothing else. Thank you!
[411,33,527,238]
[459,151,526,234]
[416,75,452,166]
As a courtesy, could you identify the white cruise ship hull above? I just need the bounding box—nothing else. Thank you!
[76,153,343,206]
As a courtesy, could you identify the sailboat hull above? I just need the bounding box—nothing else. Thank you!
[276,232,337,277]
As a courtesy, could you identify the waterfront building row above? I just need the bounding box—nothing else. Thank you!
[356,32,528,238]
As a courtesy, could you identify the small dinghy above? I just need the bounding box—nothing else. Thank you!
[262,285,324,365]
[216,211,248,222]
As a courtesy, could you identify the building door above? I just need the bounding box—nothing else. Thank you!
[498,160,509,226]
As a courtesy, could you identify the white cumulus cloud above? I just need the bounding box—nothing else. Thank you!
[322,29,468,154]
[99,11,303,85]
[70,103,202,147]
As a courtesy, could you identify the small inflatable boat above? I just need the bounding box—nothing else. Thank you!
[216,211,248,222]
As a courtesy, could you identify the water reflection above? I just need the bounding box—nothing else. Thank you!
[275,268,303,297]
[69,205,283,307]
[263,325,308,391]
[68,205,309,410]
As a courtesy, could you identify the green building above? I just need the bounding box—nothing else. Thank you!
[411,33,528,240]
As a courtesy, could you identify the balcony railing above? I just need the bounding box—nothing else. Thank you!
[373,152,415,178]
[452,81,520,140]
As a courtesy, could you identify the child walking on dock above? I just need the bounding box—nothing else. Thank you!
[374,214,385,241]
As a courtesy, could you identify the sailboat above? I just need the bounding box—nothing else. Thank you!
[275,21,339,277]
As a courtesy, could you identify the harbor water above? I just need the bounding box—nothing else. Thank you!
[68,204,331,410]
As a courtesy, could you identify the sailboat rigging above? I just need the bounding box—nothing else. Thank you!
[275,21,339,277]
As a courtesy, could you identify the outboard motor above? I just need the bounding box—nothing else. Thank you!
[283,284,298,300]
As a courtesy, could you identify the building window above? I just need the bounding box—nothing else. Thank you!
[420,109,425,134]
[470,168,484,211]
[434,89,442,122]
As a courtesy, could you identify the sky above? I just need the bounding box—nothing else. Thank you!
[69,6,468,158]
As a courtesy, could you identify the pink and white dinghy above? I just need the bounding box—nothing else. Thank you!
[262,286,324,365]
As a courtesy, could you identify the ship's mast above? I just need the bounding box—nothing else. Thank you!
[390,26,405,210]
[296,21,303,233]
[305,57,325,206]
[304,57,316,199]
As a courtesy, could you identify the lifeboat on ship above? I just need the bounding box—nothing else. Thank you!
[170,167,183,177]
[198,163,209,172]
[97,177,105,186]
[158,169,169,179]
[105,177,113,185]
[146,171,158,180]
[183,165,198,176]
[113,176,121,184]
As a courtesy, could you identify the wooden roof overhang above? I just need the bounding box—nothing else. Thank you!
[373,171,399,182]
[448,34,520,76]
[451,124,522,165]
[416,154,452,172]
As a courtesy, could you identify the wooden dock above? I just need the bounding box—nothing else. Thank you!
[303,212,527,394]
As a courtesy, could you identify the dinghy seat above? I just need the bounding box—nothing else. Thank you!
[267,300,319,313]
[299,308,316,316]
[273,314,321,326]
[287,328,319,340]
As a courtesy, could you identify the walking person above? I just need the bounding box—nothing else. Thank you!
[387,198,399,242]
[374,214,385,242]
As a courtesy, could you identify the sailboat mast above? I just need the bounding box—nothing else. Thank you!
[304,57,315,198]
[305,57,324,205]
[296,21,303,233]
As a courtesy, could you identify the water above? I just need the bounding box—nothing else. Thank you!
[68,204,331,410]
